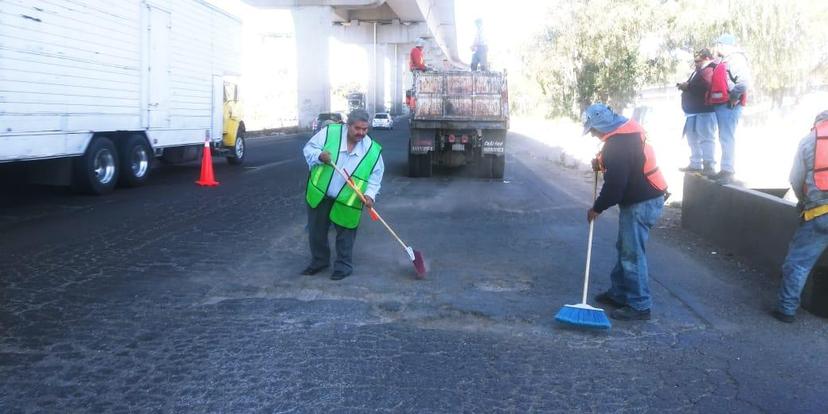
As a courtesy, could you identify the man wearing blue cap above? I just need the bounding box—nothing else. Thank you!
[583,103,668,321]
[708,33,752,184]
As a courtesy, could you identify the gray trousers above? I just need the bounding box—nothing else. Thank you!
[307,198,357,274]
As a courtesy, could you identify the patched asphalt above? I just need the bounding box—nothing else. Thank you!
[1,119,827,413]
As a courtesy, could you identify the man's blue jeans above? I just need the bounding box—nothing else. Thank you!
[778,214,828,315]
[713,103,743,173]
[605,196,664,311]
[684,112,717,169]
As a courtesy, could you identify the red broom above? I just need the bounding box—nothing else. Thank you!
[328,162,426,278]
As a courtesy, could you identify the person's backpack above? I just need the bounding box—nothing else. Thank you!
[706,60,748,106]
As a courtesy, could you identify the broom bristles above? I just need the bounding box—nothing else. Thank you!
[555,304,611,329]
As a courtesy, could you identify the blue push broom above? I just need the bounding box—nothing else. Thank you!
[555,172,611,329]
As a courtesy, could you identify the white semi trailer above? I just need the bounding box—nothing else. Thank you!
[0,0,247,194]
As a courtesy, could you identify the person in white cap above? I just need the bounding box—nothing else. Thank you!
[707,33,752,184]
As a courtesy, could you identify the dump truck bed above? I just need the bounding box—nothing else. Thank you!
[413,71,509,123]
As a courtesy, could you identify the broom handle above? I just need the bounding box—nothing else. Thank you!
[582,220,595,304]
[582,172,599,304]
[328,162,409,251]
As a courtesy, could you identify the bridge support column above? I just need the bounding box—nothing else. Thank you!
[367,40,387,115]
[393,43,409,115]
[292,6,332,128]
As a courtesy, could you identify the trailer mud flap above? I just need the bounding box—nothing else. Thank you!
[410,129,434,154]
[482,134,505,155]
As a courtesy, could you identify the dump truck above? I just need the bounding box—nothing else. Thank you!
[407,70,509,178]
[0,0,246,194]
[347,92,366,112]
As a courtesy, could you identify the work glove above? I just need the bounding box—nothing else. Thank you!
[591,158,601,172]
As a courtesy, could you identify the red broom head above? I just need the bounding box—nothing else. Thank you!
[412,250,426,278]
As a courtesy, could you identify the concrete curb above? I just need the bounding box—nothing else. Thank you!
[681,173,827,316]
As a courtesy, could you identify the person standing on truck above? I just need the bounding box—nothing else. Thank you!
[410,38,427,72]
[302,109,385,281]
[583,103,667,321]
[470,18,488,71]
[773,110,828,323]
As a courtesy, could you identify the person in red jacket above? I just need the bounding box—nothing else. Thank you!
[409,38,426,72]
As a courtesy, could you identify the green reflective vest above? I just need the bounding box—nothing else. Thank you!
[305,124,382,229]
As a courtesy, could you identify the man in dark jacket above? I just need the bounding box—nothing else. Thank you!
[677,48,717,176]
[583,103,667,321]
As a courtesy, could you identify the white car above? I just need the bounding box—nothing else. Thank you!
[371,113,394,130]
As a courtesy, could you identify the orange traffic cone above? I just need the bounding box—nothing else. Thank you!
[196,140,219,187]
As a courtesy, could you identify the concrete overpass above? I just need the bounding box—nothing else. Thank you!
[243,0,461,127]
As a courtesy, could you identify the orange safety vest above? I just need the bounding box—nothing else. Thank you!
[706,61,748,106]
[597,119,668,192]
[813,120,828,191]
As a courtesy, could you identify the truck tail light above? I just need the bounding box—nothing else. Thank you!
[461,134,468,144]
[448,134,456,143]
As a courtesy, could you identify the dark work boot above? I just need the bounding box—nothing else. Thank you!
[330,270,352,281]
[701,162,716,177]
[594,292,625,308]
[678,165,703,173]
[771,309,795,323]
[610,306,651,321]
[301,264,328,276]
[714,170,735,184]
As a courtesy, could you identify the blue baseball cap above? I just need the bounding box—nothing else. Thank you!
[581,103,627,135]
[716,33,737,46]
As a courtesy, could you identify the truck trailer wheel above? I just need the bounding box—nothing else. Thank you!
[73,136,119,195]
[118,135,152,187]
[408,152,432,177]
[227,125,246,165]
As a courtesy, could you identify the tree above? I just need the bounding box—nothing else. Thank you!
[519,0,828,118]
[521,0,676,119]
[665,0,828,108]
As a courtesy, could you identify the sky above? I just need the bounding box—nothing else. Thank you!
[454,0,548,68]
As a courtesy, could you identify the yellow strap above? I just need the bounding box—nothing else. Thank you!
[803,204,828,221]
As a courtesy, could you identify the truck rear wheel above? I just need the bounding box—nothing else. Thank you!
[227,125,246,165]
[408,152,432,177]
[118,135,152,187]
[73,136,119,195]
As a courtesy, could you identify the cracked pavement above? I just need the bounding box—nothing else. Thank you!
[1,119,827,413]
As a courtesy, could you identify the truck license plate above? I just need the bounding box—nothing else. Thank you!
[451,144,465,151]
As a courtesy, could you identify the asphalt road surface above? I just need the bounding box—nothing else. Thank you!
[1,118,827,413]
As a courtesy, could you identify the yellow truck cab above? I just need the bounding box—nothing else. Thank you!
[222,78,246,165]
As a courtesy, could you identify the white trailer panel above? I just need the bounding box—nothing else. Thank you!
[0,0,241,162]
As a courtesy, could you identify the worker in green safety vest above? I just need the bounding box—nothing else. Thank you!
[302,109,385,280]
